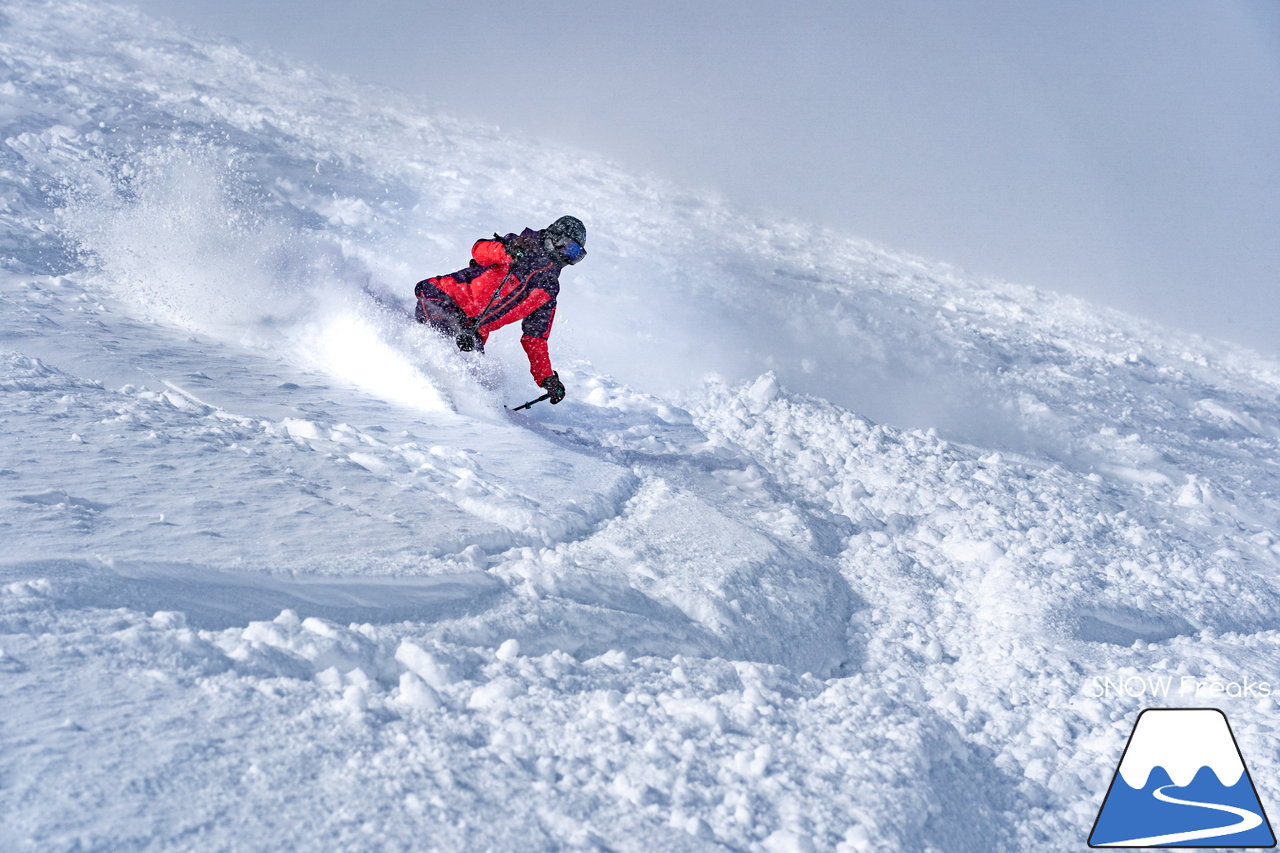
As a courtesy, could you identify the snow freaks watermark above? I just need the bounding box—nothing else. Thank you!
[1088,709,1276,848]
[1084,673,1274,701]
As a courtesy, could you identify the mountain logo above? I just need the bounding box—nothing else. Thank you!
[1089,708,1275,848]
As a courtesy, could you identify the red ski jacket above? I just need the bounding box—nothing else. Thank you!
[415,229,561,383]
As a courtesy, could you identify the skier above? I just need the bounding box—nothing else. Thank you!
[414,216,587,405]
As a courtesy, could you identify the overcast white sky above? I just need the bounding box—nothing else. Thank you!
[126,0,1280,357]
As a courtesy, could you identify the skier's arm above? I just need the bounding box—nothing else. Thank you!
[520,300,557,384]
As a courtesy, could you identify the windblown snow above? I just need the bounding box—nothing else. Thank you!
[3,2,1280,851]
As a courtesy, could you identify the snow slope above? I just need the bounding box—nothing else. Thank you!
[3,2,1280,850]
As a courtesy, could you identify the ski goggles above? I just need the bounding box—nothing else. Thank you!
[559,239,586,265]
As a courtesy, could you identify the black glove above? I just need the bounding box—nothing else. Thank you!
[455,329,477,352]
[540,372,565,404]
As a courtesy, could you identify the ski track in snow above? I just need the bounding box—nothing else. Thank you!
[3,1,1280,851]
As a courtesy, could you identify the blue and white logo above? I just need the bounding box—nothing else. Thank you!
[1090,708,1275,848]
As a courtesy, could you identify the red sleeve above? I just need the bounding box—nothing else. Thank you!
[520,300,555,384]
[521,335,554,384]
[471,238,510,268]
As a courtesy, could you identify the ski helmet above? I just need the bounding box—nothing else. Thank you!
[543,215,587,266]
[544,215,586,247]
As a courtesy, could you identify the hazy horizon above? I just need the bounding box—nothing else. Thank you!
[123,0,1280,357]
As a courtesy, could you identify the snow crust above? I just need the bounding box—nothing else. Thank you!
[3,1,1280,851]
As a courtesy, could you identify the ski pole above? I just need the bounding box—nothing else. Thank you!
[510,393,551,411]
